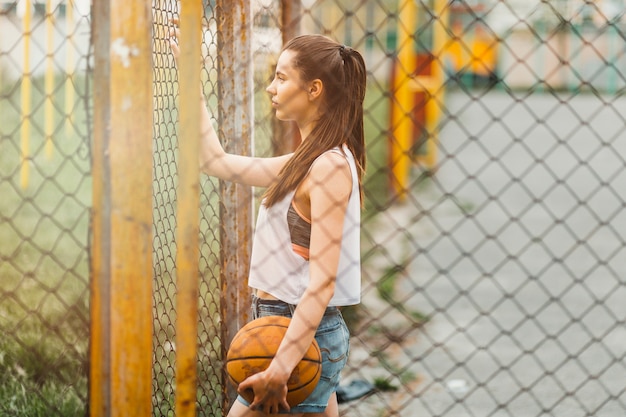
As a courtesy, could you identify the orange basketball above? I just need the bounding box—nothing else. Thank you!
[226,315,322,408]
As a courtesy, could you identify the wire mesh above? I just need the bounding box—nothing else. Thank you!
[3,0,626,416]
[152,1,224,415]
[0,1,91,415]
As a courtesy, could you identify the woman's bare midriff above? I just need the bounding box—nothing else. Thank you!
[255,289,279,300]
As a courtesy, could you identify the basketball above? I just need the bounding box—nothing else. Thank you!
[226,315,322,407]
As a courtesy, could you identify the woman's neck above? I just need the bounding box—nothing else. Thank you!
[296,109,320,142]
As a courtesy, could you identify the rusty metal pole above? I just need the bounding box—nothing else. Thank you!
[90,0,154,415]
[281,0,301,38]
[216,0,254,411]
[272,0,302,154]
[90,1,111,415]
[175,1,203,416]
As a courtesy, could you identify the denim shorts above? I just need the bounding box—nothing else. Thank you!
[236,295,350,414]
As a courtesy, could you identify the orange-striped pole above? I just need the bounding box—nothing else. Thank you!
[390,0,417,199]
[418,0,449,169]
[391,0,449,188]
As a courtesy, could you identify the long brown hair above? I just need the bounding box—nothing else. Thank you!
[263,34,367,207]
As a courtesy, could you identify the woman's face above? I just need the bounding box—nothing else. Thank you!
[266,50,316,125]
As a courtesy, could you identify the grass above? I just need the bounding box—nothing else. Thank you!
[370,350,417,393]
[0,377,85,417]
[373,377,399,392]
[0,316,88,417]
[376,262,430,325]
[0,73,91,415]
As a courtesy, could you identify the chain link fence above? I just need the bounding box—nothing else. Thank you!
[2,0,626,416]
[152,1,224,415]
[0,1,91,415]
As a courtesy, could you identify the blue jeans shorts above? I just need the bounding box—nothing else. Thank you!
[236,295,350,414]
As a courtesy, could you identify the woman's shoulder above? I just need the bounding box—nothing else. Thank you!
[311,148,350,172]
[306,149,352,194]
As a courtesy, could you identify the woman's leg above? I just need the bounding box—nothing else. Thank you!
[304,392,338,417]
[228,399,306,417]
[227,400,264,417]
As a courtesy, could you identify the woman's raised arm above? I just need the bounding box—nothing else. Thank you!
[170,21,291,188]
[196,93,291,187]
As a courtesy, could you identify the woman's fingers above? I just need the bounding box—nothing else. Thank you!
[167,19,180,60]
[169,39,180,59]
[168,26,180,41]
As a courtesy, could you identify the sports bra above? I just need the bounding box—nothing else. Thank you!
[287,201,311,260]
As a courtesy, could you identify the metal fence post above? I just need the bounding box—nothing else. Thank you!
[272,0,302,154]
[389,0,418,199]
[90,0,154,415]
[90,1,112,414]
[175,2,203,416]
[216,0,254,411]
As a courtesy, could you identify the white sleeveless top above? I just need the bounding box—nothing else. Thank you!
[248,145,361,306]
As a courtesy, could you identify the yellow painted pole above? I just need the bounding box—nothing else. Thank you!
[109,0,154,410]
[390,0,417,199]
[21,0,32,189]
[65,0,74,136]
[90,0,111,414]
[90,0,154,415]
[45,0,54,158]
[175,1,202,416]
[420,0,449,169]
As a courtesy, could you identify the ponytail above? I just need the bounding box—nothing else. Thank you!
[264,35,367,207]
[339,44,367,190]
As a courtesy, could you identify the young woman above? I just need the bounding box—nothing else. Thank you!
[170,30,367,417]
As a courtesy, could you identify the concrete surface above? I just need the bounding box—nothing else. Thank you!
[340,90,626,417]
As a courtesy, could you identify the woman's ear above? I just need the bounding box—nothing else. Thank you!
[308,79,323,101]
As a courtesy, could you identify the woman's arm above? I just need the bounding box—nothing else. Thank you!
[197,94,292,187]
[238,152,353,413]
[170,25,291,187]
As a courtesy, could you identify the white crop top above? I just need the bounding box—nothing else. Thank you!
[248,145,361,306]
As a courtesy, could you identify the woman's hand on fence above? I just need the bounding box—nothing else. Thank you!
[168,18,181,64]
